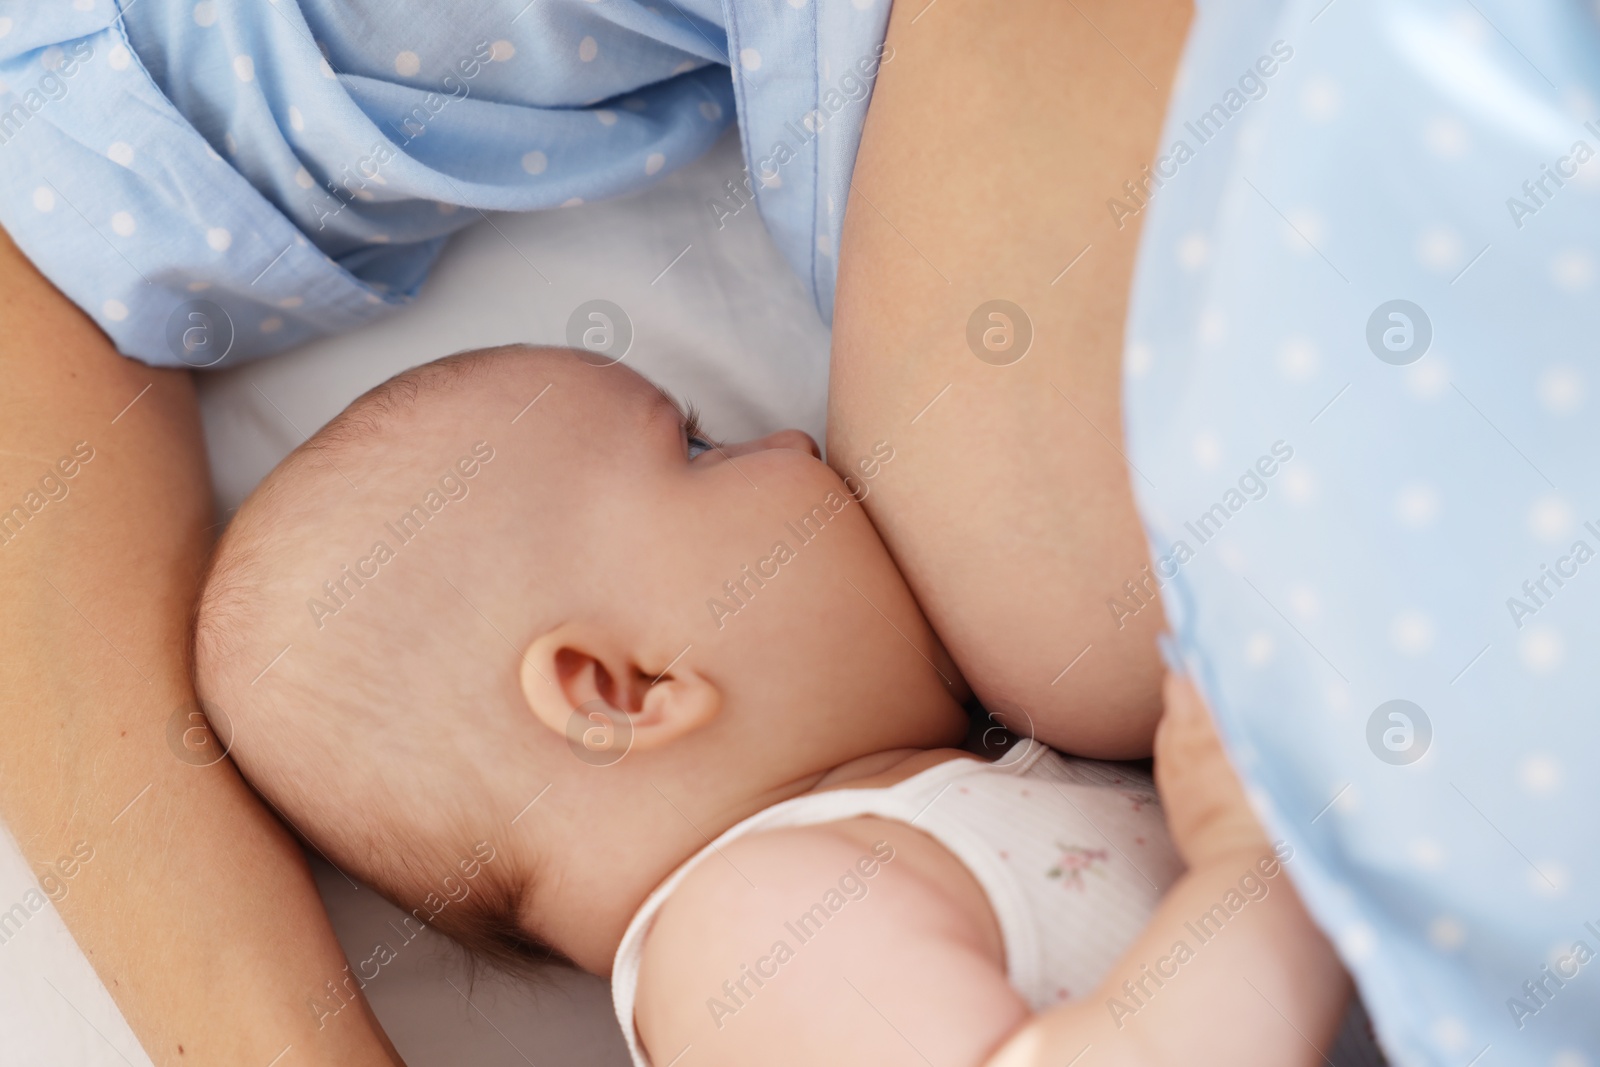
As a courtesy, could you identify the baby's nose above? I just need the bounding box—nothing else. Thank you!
[725,429,820,459]
[764,429,821,458]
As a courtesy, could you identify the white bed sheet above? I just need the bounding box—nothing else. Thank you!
[0,129,830,1067]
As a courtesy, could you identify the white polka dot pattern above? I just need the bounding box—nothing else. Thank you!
[1125,2,1600,1062]
[0,0,883,374]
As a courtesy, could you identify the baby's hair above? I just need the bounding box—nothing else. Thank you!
[371,817,571,981]
[434,855,572,979]
[314,349,489,446]
[193,346,575,982]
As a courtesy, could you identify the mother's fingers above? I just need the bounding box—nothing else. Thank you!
[1155,671,1272,866]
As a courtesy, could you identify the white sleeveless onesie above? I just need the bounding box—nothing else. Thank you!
[610,740,1184,1067]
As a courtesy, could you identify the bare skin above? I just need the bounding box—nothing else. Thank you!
[7,0,1213,1056]
[0,227,402,1065]
[636,677,1349,1067]
[829,0,1194,758]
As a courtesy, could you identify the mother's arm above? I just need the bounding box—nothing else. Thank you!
[0,227,401,1064]
[830,0,1191,758]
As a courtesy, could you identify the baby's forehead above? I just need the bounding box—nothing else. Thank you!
[313,350,677,522]
[251,348,681,549]
[417,348,671,437]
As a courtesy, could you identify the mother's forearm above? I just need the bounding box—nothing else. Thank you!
[830,0,1191,757]
[0,229,401,1065]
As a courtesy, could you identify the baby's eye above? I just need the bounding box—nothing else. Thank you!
[680,401,719,460]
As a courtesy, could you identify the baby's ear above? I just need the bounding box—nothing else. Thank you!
[521,624,721,758]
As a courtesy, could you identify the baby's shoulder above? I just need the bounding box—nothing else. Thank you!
[633,821,1024,1067]
[637,821,939,988]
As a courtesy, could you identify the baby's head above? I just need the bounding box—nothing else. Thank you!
[194,346,966,974]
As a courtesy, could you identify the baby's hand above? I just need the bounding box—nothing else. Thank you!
[1153,672,1272,868]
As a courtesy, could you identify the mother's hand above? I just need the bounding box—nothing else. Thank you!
[1154,673,1273,869]
[829,0,1193,758]
[0,226,402,1064]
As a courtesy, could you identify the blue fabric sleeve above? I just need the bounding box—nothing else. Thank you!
[0,0,891,367]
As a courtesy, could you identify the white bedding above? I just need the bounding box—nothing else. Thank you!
[0,130,830,1066]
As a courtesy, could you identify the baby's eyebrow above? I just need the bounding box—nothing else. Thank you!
[646,387,690,426]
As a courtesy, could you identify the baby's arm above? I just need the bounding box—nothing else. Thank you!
[986,675,1350,1066]
[635,822,1029,1067]
[635,677,1348,1067]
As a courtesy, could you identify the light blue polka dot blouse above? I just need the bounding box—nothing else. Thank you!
[0,0,893,367]
[1127,1,1600,1062]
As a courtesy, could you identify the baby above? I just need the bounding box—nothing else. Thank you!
[194,345,1348,1066]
